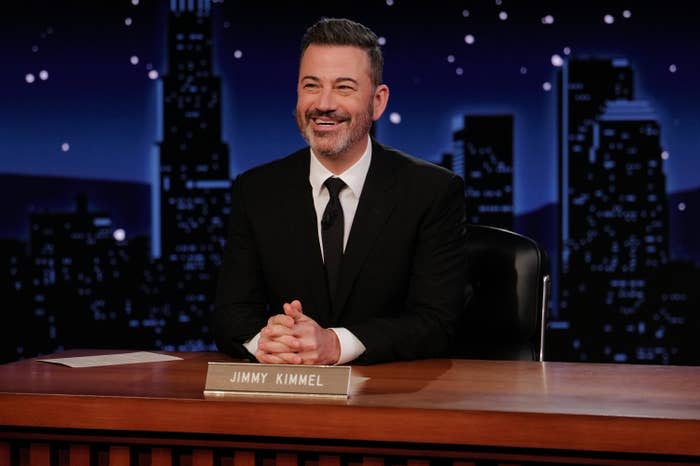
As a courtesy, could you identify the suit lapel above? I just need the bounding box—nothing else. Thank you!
[280,150,332,324]
[333,142,400,319]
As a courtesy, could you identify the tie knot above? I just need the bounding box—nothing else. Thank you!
[324,177,346,199]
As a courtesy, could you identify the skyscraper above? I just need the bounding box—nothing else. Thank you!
[157,0,231,347]
[556,58,670,362]
[28,194,146,354]
[453,115,514,229]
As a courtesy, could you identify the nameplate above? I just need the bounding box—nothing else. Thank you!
[204,362,351,398]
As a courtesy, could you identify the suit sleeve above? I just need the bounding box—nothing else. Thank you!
[348,174,468,363]
[212,175,268,358]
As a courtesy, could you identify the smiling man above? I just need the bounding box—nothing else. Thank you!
[213,18,468,365]
[295,42,386,172]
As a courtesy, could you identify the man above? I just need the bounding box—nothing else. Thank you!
[213,18,467,365]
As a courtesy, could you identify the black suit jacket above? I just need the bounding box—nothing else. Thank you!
[213,140,467,364]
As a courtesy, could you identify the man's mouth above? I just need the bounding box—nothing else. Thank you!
[312,117,339,126]
[308,112,349,129]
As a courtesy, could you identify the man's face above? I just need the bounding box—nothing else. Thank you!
[296,44,388,161]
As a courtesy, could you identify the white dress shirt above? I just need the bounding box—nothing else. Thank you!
[244,137,372,364]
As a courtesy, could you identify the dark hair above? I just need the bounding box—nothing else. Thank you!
[300,17,384,86]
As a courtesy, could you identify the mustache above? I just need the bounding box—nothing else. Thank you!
[306,109,350,121]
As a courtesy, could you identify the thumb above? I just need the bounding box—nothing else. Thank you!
[290,299,303,314]
[283,300,304,320]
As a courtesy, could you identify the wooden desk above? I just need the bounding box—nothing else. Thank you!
[1,350,699,466]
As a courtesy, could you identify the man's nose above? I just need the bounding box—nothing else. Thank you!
[315,88,336,111]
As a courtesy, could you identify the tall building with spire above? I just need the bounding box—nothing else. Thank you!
[555,58,670,362]
[157,0,231,346]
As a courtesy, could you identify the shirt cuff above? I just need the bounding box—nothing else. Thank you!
[330,327,366,364]
[243,332,261,357]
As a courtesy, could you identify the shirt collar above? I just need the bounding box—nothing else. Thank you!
[308,136,372,199]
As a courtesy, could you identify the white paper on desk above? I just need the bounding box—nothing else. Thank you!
[38,351,182,368]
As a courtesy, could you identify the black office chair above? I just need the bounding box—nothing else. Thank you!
[451,224,550,361]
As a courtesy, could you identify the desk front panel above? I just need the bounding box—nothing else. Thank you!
[1,350,699,465]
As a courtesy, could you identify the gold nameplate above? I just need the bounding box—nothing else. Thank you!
[204,362,352,398]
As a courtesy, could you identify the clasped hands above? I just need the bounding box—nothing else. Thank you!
[255,300,340,365]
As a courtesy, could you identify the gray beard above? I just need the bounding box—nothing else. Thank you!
[296,105,373,158]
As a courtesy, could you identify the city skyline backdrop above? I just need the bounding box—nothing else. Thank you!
[2,1,699,221]
[1,0,699,364]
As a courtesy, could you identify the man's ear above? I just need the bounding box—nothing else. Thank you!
[372,84,390,121]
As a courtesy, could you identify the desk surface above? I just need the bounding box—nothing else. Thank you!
[1,350,700,459]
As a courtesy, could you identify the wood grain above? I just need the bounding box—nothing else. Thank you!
[1,349,699,463]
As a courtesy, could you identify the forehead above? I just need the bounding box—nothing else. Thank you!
[299,44,372,81]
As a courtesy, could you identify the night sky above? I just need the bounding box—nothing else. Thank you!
[1,0,699,215]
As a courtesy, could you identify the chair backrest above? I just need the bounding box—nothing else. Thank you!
[451,224,550,361]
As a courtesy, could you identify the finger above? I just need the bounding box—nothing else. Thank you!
[270,334,301,350]
[289,311,318,330]
[267,313,295,328]
[255,351,286,364]
[267,313,295,327]
[291,299,303,313]
[258,337,299,354]
[283,302,303,319]
[261,323,296,339]
[295,351,321,365]
[256,350,302,365]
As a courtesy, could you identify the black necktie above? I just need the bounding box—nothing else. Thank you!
[321,177,346,302]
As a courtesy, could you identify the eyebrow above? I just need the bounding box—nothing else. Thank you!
[300,76,359,85]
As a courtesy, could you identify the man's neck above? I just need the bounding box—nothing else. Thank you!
[314,137,370,175]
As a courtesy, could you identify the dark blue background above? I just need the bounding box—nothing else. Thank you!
[1,0,699,362]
